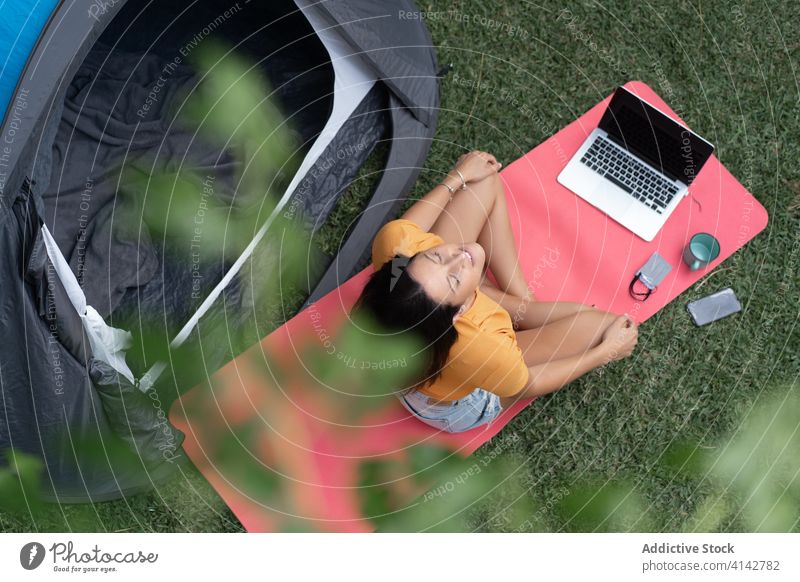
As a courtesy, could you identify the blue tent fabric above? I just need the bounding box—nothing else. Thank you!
[0,0,59,118]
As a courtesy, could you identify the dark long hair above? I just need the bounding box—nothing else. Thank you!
[351,253,460,395]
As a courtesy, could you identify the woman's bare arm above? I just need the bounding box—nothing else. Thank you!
[399,171,464,232]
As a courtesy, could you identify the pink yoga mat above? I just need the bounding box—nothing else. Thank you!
[169,81,768,532]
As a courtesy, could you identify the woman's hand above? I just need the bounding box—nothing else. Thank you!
[599,314,639,362]
[453,150,502,184]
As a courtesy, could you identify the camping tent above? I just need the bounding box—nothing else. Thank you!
[0,0,440,502]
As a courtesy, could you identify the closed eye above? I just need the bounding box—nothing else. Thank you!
[426,252,459,292]
[425,251,443,264]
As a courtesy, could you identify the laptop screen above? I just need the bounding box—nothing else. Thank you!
[598,87,714,185]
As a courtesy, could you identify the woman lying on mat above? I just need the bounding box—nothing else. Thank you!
[351,150,639,433]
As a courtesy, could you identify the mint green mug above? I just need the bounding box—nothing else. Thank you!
[682,232,721,271]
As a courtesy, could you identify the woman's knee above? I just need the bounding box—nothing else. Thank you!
[484,172,506,206]
[463,172,502,211]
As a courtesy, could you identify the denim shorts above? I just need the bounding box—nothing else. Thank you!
[397,388,504,433]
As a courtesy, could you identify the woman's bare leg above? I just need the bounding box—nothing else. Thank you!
[431,172,596,326]
[516,310,617,366]
[429,172,618,410]
[481,279,596,330]
[474,175,605,326]
[497,310,617,408]
[429,173,495,249]
[430,173,528,298]
[475,174,530,298]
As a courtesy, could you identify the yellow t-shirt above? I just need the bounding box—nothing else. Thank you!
[370,219,530,401]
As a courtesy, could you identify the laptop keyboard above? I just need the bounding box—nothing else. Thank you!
[580,135,680,214]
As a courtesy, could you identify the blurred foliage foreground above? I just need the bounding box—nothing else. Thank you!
[1,41,798,533]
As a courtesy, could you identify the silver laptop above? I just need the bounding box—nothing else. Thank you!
[557,86,714,241]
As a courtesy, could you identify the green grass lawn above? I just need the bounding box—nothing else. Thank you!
[2,0,798,532]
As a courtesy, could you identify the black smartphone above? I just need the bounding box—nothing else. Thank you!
[686,287,742,326]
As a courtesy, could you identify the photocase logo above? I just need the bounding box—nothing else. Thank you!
[87,0,122,22]
[389,255,412,292]
[20,542,46,570]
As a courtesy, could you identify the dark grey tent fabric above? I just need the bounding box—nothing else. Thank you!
[1,0,439,504]
[41,43,198,320]
[316,1,438,127]
[41,5,336,327]
[41,41,261,331]
[147,83,390,406]
[1,188,188,503]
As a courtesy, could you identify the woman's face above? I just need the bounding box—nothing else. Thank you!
[406,242,486,307]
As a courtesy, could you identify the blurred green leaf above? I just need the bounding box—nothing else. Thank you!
[682,493,734,533]
[406,443,458,481]
[365,445,538,533]
[0,449,44,516]
[555,478,653,532]
[358,459,398,521]
[662,440,710,479]
[331,310,426,415]
[703,388,800,531]
[212,419,283,506]
[180,39,300,210]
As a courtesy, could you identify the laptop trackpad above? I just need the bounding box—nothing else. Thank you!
[592,181,634,211]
